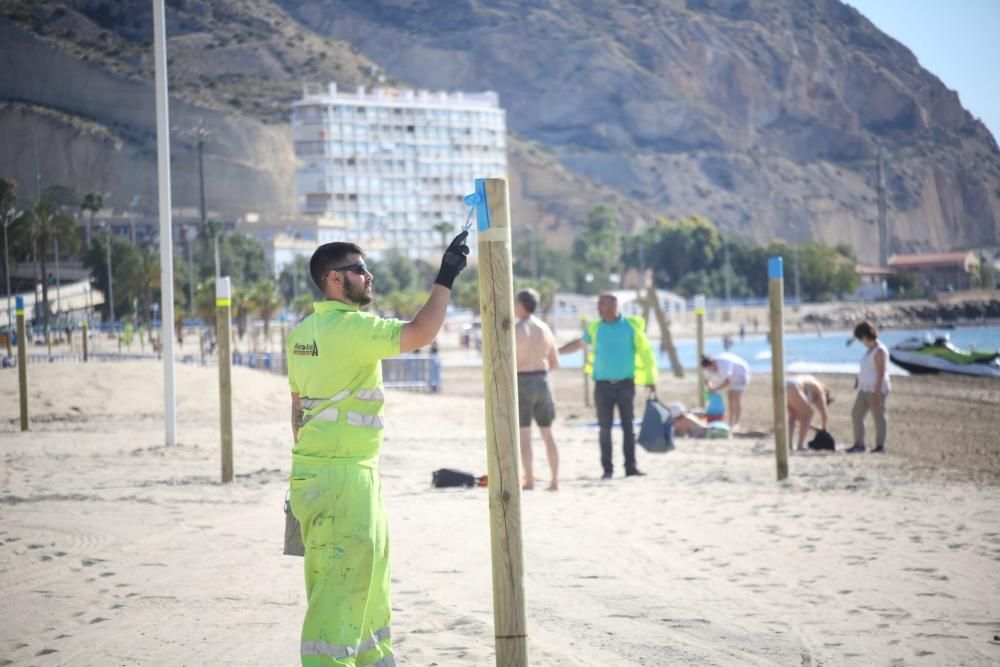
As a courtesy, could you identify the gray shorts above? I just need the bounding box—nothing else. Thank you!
[517,372,556,428]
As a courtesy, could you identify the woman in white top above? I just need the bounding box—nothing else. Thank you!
[849,321,890,453]
[786,375,831,450]
[701,352,751,428]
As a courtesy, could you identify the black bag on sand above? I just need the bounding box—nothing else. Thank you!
[808,429,836,451]
[284,490,305,557]
[638,399,675,453]
[432,468,477,488]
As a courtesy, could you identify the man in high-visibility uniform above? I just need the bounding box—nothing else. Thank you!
[559,293,658,479]
[287,233,469,666]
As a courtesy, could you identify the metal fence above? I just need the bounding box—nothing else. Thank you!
[15,350,442,393]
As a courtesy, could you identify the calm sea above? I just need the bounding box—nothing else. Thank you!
[557,324,1000,375]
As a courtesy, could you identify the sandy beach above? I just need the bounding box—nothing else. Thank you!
[2,360,999,665]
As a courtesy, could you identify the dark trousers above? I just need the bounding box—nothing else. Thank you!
[595,380,636,474]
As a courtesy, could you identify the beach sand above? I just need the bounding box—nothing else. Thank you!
[2,361,999,665]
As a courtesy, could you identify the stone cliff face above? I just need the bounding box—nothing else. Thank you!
[278,0,1000,261]
[2,0,998,262]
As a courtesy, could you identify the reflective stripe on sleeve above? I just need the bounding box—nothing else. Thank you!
[347,412,384,430]
[355,387,385,402]
[312,407,339,422]
[300,389,351,410]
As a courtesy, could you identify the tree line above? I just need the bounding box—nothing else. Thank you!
[2,177,872,333]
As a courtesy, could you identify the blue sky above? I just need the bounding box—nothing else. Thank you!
[846,0,999,142]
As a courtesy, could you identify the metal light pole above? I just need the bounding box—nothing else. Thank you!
[153,0,178,447]
[54,236,61,317]
[3,213,14,358]
[184,225,195,315]
[105,224,115,322]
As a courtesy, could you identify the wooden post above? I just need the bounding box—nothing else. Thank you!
[768,257,789,481]
[474,177,528,666]
[16,296,28,431]
[217,277,234,483]
[82,321,88,362]
[694,294,706,407]
[647,285,684,378]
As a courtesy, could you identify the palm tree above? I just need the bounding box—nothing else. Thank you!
[251,280,280,342]
[126,244,160,325]
[80,192,103,249]
[432,221,454,251]
[18,191,79,336]
[233,285,252,340]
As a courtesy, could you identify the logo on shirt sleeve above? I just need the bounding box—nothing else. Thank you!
[293,339,319,356]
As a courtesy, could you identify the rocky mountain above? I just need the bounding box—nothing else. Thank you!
[2,0,999,263]
[283,0,1000,260]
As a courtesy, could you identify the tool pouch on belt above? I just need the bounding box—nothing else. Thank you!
[283,489,305,557]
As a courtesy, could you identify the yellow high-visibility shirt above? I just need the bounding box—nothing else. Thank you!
[287,299,403,460]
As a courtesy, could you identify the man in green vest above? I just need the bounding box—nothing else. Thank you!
[286,232,469,666]
[559,293,658,479]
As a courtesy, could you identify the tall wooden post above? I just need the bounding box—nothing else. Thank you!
[694,294,706,407]
[768,258,789,481]
[82,321,89,362]
[16,296,28,431]
[647,285,684,378]
[217,277,234,483]
[474,177,528,666]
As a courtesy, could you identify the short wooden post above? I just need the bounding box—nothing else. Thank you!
[695,294,706,407]
[217,277,234,483]
[16,296,28,431]
[475,177,528,667]
[768,258,789,481]
[82,321,89,362]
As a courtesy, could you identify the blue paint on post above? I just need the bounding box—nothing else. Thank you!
[15,296,24,312]
[768,256,783,280]
[474,178,491,231]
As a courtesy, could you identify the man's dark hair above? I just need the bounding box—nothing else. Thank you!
[516,288,539,314]
[853,321,877,341]
[700,354,716,368]
[310,242,364,290]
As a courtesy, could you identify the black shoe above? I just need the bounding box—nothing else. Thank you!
[846,444,866,454]
[625,469,646,477]
[601,471,613,480]
[872,445,886,454]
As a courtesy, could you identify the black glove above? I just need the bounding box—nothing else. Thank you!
[434,230,470,289]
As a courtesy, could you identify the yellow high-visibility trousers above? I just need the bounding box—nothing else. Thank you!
[290,458,393,667]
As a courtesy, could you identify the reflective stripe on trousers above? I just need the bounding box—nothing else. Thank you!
[301,627,392,660]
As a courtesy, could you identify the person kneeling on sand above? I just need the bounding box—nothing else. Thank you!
[786,374,832,451]
[667,403,770,439]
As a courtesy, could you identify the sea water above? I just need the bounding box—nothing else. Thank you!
[557,324,1000,375]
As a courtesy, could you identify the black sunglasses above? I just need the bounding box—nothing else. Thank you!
[323,262,371,281]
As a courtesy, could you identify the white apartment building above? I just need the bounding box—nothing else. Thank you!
[292,83,507,258]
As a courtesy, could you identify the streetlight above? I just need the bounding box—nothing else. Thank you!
[102,222,115,322]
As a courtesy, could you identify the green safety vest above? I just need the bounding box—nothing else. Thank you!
[584,315,658,386]
[287,299,403,461]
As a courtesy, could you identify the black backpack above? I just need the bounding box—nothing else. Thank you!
[808,429,836,451]
[432,468,477,488]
